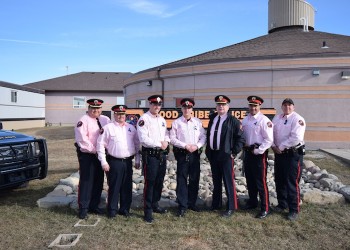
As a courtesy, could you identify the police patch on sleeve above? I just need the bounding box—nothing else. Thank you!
[138,120,145,127]
[77,121,83,127]
[267,122,272,128]
[298,120,305,126]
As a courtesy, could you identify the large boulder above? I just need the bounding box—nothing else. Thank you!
[303,190,345,204]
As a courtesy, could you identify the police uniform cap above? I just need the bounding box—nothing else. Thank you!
[148,95,163,104]
[87,98,103,108]
[247,96,264,105]
[112,105,127,114]
[282,98,294,105]
[180,98,195,108]
[215,95,230,104]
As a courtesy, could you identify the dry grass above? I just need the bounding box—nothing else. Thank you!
[0,126,349,249]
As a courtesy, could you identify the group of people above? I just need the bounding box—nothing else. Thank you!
[74,94,305,223]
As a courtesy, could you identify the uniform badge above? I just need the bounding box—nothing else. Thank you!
[77,121,83,127]
[138,120,145,127]
[100,128,104,134]
[298,120,305,126]
[267,122,272,128]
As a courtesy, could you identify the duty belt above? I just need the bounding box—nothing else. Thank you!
[281,144,305,155]
[243,143,260,152]
[107,155,134,162]
[142,146,168,156]
[173,147,189,154]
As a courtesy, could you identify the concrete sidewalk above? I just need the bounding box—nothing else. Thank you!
[320,149,350,166]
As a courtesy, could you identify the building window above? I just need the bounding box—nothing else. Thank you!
[137,99,146,108]
[117,96,125,105]
[73,96,86,108]
[11,91,17,103]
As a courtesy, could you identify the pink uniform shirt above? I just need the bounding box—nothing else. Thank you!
[170,116,206,149]
[96,121,140,166]
[74,114,110,154]
[242,111,273,154]
[272,111,306,151]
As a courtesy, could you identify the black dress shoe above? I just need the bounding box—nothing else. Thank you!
[287,212,298,221]
[177,209,186,217]
[242,203,258,210]
[255,210,271,219]
[272,205,286,213]
[108,211,117,218]
[118,210,131,218]
[144,216,154,224]
[153,207,168,214]
[188,206,201,212]
[78,209,88,219]
[210,206,220,211]
[89,208,104,214]
[222,210,234,218]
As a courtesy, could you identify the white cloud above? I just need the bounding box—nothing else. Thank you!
[0,38,76,48]
[116,0,196,18]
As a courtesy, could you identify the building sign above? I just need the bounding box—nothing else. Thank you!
[125,108,276,128]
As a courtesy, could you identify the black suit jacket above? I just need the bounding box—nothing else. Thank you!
[205,112,244,161]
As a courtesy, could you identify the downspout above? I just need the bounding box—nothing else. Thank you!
[156,67,165,104]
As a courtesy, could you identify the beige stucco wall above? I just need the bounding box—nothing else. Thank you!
[45,92,124,126]
[124,56,350,149]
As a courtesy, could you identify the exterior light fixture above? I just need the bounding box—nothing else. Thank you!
[341,71,350,80]
[312,69,320,76]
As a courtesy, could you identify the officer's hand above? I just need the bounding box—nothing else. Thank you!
[272,146,282,154]
[102,164,110,172]
[135,163,140,169]
[190,144,198,153]
[160,141,168,150]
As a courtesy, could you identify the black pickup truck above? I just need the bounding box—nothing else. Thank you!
[0,122,48,189]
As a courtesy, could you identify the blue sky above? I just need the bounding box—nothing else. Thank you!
[1,0,349,85]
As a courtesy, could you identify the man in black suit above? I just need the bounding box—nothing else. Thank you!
[205,95,244,217]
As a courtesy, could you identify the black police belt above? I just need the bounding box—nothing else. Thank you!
[142,146,168,157]
[107,154,134,162]
[244,143,261,152]
[173,146,201,155]
[281,143,305,154]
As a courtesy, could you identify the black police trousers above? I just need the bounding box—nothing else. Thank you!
[274,151,303,213]
[143,153,167,218]
[175,151,200,210]
[106,156,133,214]
[209,150,238,210]
[243,151,270,212]
[77,151,104,211]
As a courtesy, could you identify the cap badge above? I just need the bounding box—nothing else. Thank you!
[252,97,256,101]
[119,106,123,111]
[185,101,189,106]
[94,100,98,105]
[157,97,161,103]
[219,96,223,100]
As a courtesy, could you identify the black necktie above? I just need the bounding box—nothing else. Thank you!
[96,118,103,134]
[213,116,221,150]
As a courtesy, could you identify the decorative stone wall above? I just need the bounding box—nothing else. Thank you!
[37,152,350,209]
